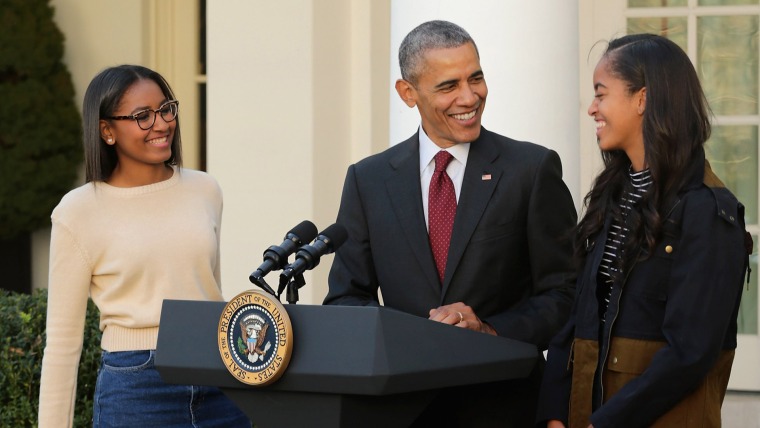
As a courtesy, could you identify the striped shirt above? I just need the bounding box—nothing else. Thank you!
[597,168,653,323]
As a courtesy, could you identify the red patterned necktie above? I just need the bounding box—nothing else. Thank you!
[428,150,457,283]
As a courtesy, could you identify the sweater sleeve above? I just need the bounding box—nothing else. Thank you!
[212,181,223,290]
[38,220,93,428]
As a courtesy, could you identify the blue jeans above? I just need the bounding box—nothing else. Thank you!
[93,350,250,428]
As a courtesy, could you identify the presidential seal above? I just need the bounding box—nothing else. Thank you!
[218,290,293,386]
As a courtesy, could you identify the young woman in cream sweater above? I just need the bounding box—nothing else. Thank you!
[38,65,250,428]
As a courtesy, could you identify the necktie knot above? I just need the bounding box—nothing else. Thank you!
[434,151,454,173]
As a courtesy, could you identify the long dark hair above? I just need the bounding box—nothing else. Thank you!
[575,34,711,271]
[82,65,183,183]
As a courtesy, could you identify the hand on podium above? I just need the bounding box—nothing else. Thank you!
[428,302,497,336]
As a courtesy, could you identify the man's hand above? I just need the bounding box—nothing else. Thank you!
[547,420,566,428]
[429,302,497,335]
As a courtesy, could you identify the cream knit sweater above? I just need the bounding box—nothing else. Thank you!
[38,167,225,428]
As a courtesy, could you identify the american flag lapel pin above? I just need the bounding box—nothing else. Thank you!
[481,173,492,181]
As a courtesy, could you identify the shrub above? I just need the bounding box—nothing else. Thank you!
[0,0,83,240]
[0,289,101,427]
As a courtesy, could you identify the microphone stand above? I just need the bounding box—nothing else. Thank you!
[249,275,278,300]
[283,273,306,304]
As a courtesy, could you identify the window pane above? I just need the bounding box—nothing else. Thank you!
[705,125,758,224]
[628,0,686,6]
[700,0,758,5]
[627,17,687,51]
[740,235,758,335]
[698,16,759,116]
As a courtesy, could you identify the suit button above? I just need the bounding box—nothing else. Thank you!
[612,356,618,364]
[665,245,673,254]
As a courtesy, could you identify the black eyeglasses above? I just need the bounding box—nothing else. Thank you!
[107,100,179,130]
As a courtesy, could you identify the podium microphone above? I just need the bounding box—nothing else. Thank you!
[249,220,319,294]
[278,223,348,291]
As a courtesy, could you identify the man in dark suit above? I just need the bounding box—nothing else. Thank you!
[324,20,577,427]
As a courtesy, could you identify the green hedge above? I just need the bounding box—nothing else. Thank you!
[0,289,101,427]
[0,0,83,240]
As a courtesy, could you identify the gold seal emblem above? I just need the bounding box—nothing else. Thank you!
[218,290,293,385]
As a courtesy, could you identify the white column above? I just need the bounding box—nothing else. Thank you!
[207,1,385,302]
[207,1,318,300]
[389,0,581,208]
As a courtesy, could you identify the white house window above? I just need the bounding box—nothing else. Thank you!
[627,0,760,337]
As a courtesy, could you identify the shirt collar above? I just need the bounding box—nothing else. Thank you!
[418,125,470,173]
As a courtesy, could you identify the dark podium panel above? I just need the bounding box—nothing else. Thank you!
[156,300,538,427]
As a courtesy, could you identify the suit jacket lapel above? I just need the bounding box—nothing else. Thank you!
[385,134,441,294]
[442,129,502,296]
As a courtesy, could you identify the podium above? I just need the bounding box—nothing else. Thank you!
[156,300,538,427]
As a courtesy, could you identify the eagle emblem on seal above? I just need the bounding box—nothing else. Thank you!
[238,314,272,362]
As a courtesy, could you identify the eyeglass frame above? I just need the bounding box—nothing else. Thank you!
[106,100,179,130]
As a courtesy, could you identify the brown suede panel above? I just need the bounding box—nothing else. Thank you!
[568,338,597,428]
[569,337,734,427]
[704,159,726,189]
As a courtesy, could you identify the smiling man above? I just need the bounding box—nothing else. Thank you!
[324,20,578,427]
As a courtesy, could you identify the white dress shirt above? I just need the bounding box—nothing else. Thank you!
[418,125,470,230]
